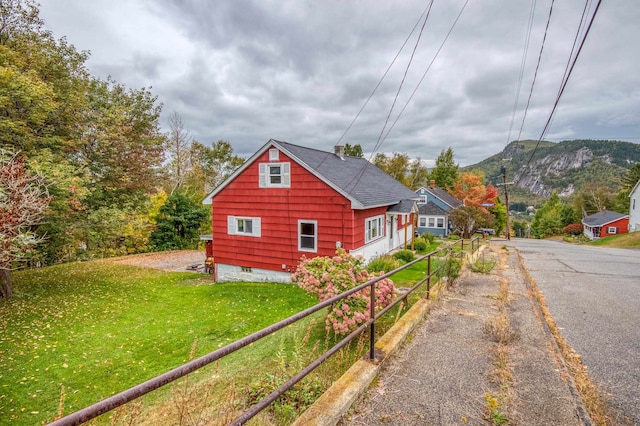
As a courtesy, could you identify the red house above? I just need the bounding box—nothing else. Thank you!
[582,209,629,240]
[202,139,418,282]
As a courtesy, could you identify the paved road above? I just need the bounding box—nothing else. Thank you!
[505,238,640,424]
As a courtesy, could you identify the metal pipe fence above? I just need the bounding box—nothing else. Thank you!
[49,237,480,426]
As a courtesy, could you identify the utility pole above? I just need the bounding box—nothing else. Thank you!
[501,165,511,240]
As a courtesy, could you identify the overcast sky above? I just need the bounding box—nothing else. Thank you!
[39,0,639,167]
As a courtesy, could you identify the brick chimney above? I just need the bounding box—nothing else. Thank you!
[429,179,436,188]
[334,145,345,159]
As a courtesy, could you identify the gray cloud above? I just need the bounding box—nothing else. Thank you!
[40,0,640,166]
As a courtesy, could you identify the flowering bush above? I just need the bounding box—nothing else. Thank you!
[291,249,395,335]
[563,223,583,235]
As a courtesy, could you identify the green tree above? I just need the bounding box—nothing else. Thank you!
[406,158,430,190]
[531,192,564,238]
[184,140,245,195]
[81,77,165,208]
[149,192,209,251]
[491,199,507,236]
[572,182,614,218]
[344,143,363,157]
[430,147,458,189]
[372,152,424,188]
[611,163,640,214]
[1,1,166,263]
[621,163,640,189]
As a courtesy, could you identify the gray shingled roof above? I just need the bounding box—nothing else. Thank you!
[387,199,417,214]
[582,210,628,227]
[275,140,418,208]
[425,187,463,209]
[418,201,447,216]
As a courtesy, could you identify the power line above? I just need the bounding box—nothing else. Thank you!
[335,2,433,148]
[343,1,437,193]
[518,0,603,184]
[369,0,434,159]
[506,0,537,145]
[514,0,555,143]
[379,0,470,146]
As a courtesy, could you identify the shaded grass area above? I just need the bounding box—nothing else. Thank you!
[0,260,316,425]
[588,231,640,248]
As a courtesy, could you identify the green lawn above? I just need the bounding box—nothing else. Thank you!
[588,231,640,248]
[0,260,316,425]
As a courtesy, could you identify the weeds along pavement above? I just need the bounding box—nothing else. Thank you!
[342,243,588,426]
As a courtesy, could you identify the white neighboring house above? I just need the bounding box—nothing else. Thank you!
[630,179,640,232]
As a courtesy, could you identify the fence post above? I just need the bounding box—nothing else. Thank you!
[369,281,375,360]
[426,254,432,299]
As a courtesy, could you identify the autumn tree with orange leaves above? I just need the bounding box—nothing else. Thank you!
[448,172,499,237]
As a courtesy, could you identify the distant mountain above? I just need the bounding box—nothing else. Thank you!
[465,140,640,199]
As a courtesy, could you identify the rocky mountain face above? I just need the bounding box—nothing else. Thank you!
[466,140,640,198]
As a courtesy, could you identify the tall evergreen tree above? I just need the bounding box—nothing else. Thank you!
[149,192,209,251]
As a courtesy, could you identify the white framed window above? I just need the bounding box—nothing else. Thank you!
[428,217,435,227]
[227,216,261,237]
[259,162,290,188]
[607,226,617,234]
[269,148,280,161]
[419,195,427,204]
[437,218,444,228]
[419,217,427,227]
[298,220,317,252]
[365,215,384,243]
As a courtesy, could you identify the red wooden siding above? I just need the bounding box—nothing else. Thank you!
[212,147,362,272]
[352,206,388,248]
[600,217,629,237]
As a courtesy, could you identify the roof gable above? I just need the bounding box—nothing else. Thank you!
[630,179,640,197]
[416,186,463,209]
[387,199,418,214]
[418,201,448,216]
[203,139,418,209]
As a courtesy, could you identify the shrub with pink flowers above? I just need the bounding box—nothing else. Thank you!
[291,249,395,335]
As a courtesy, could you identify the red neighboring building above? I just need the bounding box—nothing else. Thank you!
[582,209,629,240]
[202,139,418,282]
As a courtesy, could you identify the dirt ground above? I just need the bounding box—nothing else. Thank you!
[111,250,207,272]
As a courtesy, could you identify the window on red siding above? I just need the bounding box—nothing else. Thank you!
[228,216,261,237]
[607,226,617,234]
[299,220,317,252]
[365,216,384,243]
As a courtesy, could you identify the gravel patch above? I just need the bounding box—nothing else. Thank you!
[110,250,207,272]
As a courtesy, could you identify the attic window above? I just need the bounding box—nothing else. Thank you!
[269,149,279,161]
[259,163,290,188]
